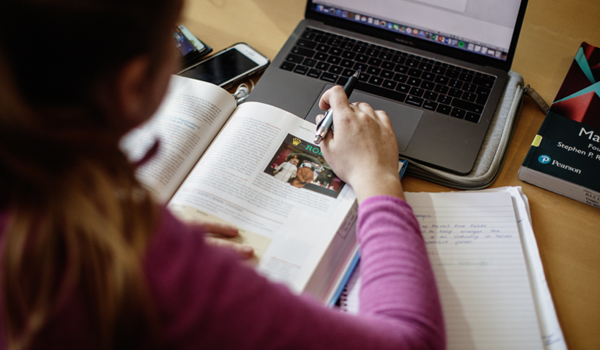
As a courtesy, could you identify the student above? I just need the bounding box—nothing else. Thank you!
[0,0,445,349]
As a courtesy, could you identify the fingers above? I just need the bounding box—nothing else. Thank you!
[318,85,351,112]
[196,221,239,237]
[205,236,254,260]
[315,114,324,124]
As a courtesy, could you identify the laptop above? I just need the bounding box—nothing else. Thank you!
[248,0,528,174]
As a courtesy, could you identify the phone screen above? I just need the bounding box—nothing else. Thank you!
[173,25,205,56]
[179,48,259,86]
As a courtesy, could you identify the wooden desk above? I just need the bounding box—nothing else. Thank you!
[182,1,600,348]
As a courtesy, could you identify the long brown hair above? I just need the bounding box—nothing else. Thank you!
[0,0,182,348]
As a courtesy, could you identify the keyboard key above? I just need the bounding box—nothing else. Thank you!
[477,85,490,95]
[343,68,358,77]
[407,77,422,86]
[437,95,452,104]
[315,35,328,43]
[307,69,322,79]
[328,38,341,47]
[380,70,394,79]
[341,59,354,68]
[437,104,452,115]
[329,65,343,74]
[353,45,367,53]
[459,73,473,82]
[296,39,317,49]
[462,92,477,102]
[301,31,315,40]
[293,65,309,75]
[286,54,304,64]
[342,51,356,59]
[382,80,397,89]
[465,112,481,123]
[327,56,341,65]
[353,62,368,71]
[368,57,382,66]
[448,79,463,89]
[358,72,370,81]
[406,59,419,67]
[423,100,438,110]
[451,99,484,113]
[432,66,446,75]
[381,61,395,70]
[320,72,338,83]
[434,85,449,94]
[396,84,410,93]
[280,61,295,71]
[462,83,477,93]
[366,48,380,56]
[421,81,435,90]
[356,54,369,63]
[379,51,393,61]
[450,108,466,119]
[434,75,449,84]
[302,58,317,67]
[424,91,438,100]
[409,87,424,97]
[476,87,490,104]
[341,41,354,50]
[408,68,422,78]
[449,88,462,98]
[406,95,424,107]
[329,47,342,56]
[393,73,408,83]
[393,55,406,64]
[394,65,408,74]
[316,62,330,71]
[446,69,460,78]
[316,44,330,52]
[368,76,384,86]
[419,62,433,71]
[291,46,315,57]
[473,76,494,88]
[367,66,381,75]
[422,72,435,81]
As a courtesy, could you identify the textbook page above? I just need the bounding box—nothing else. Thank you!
[341,190,544,350]
[121,76,237,203]
[167,102,358,298]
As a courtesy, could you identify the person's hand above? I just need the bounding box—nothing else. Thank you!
[196,221,254,260]
[316,85,405,202]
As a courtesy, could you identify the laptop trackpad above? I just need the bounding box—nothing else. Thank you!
[304,84,422,152]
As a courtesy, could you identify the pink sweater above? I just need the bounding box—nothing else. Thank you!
[0,196,445,349]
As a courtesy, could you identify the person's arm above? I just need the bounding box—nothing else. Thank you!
[144,204,444,350]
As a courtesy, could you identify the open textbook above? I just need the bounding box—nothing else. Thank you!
[339,187,566,350]
[120,75,359,304]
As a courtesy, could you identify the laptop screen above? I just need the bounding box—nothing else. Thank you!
[309,0,524,62]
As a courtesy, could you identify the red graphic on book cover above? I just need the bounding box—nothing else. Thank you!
[550,42,600,129]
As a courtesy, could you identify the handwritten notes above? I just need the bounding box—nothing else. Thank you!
[405,191,544,350]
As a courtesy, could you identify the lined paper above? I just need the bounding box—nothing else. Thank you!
[405,191,543,350]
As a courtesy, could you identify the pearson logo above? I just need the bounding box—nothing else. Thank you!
[538,155,551,164]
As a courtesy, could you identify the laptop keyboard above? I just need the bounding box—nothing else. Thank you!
[280,28,496,123]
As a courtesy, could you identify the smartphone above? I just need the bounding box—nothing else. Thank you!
[178,43,270,90]
[173,25,212,69]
